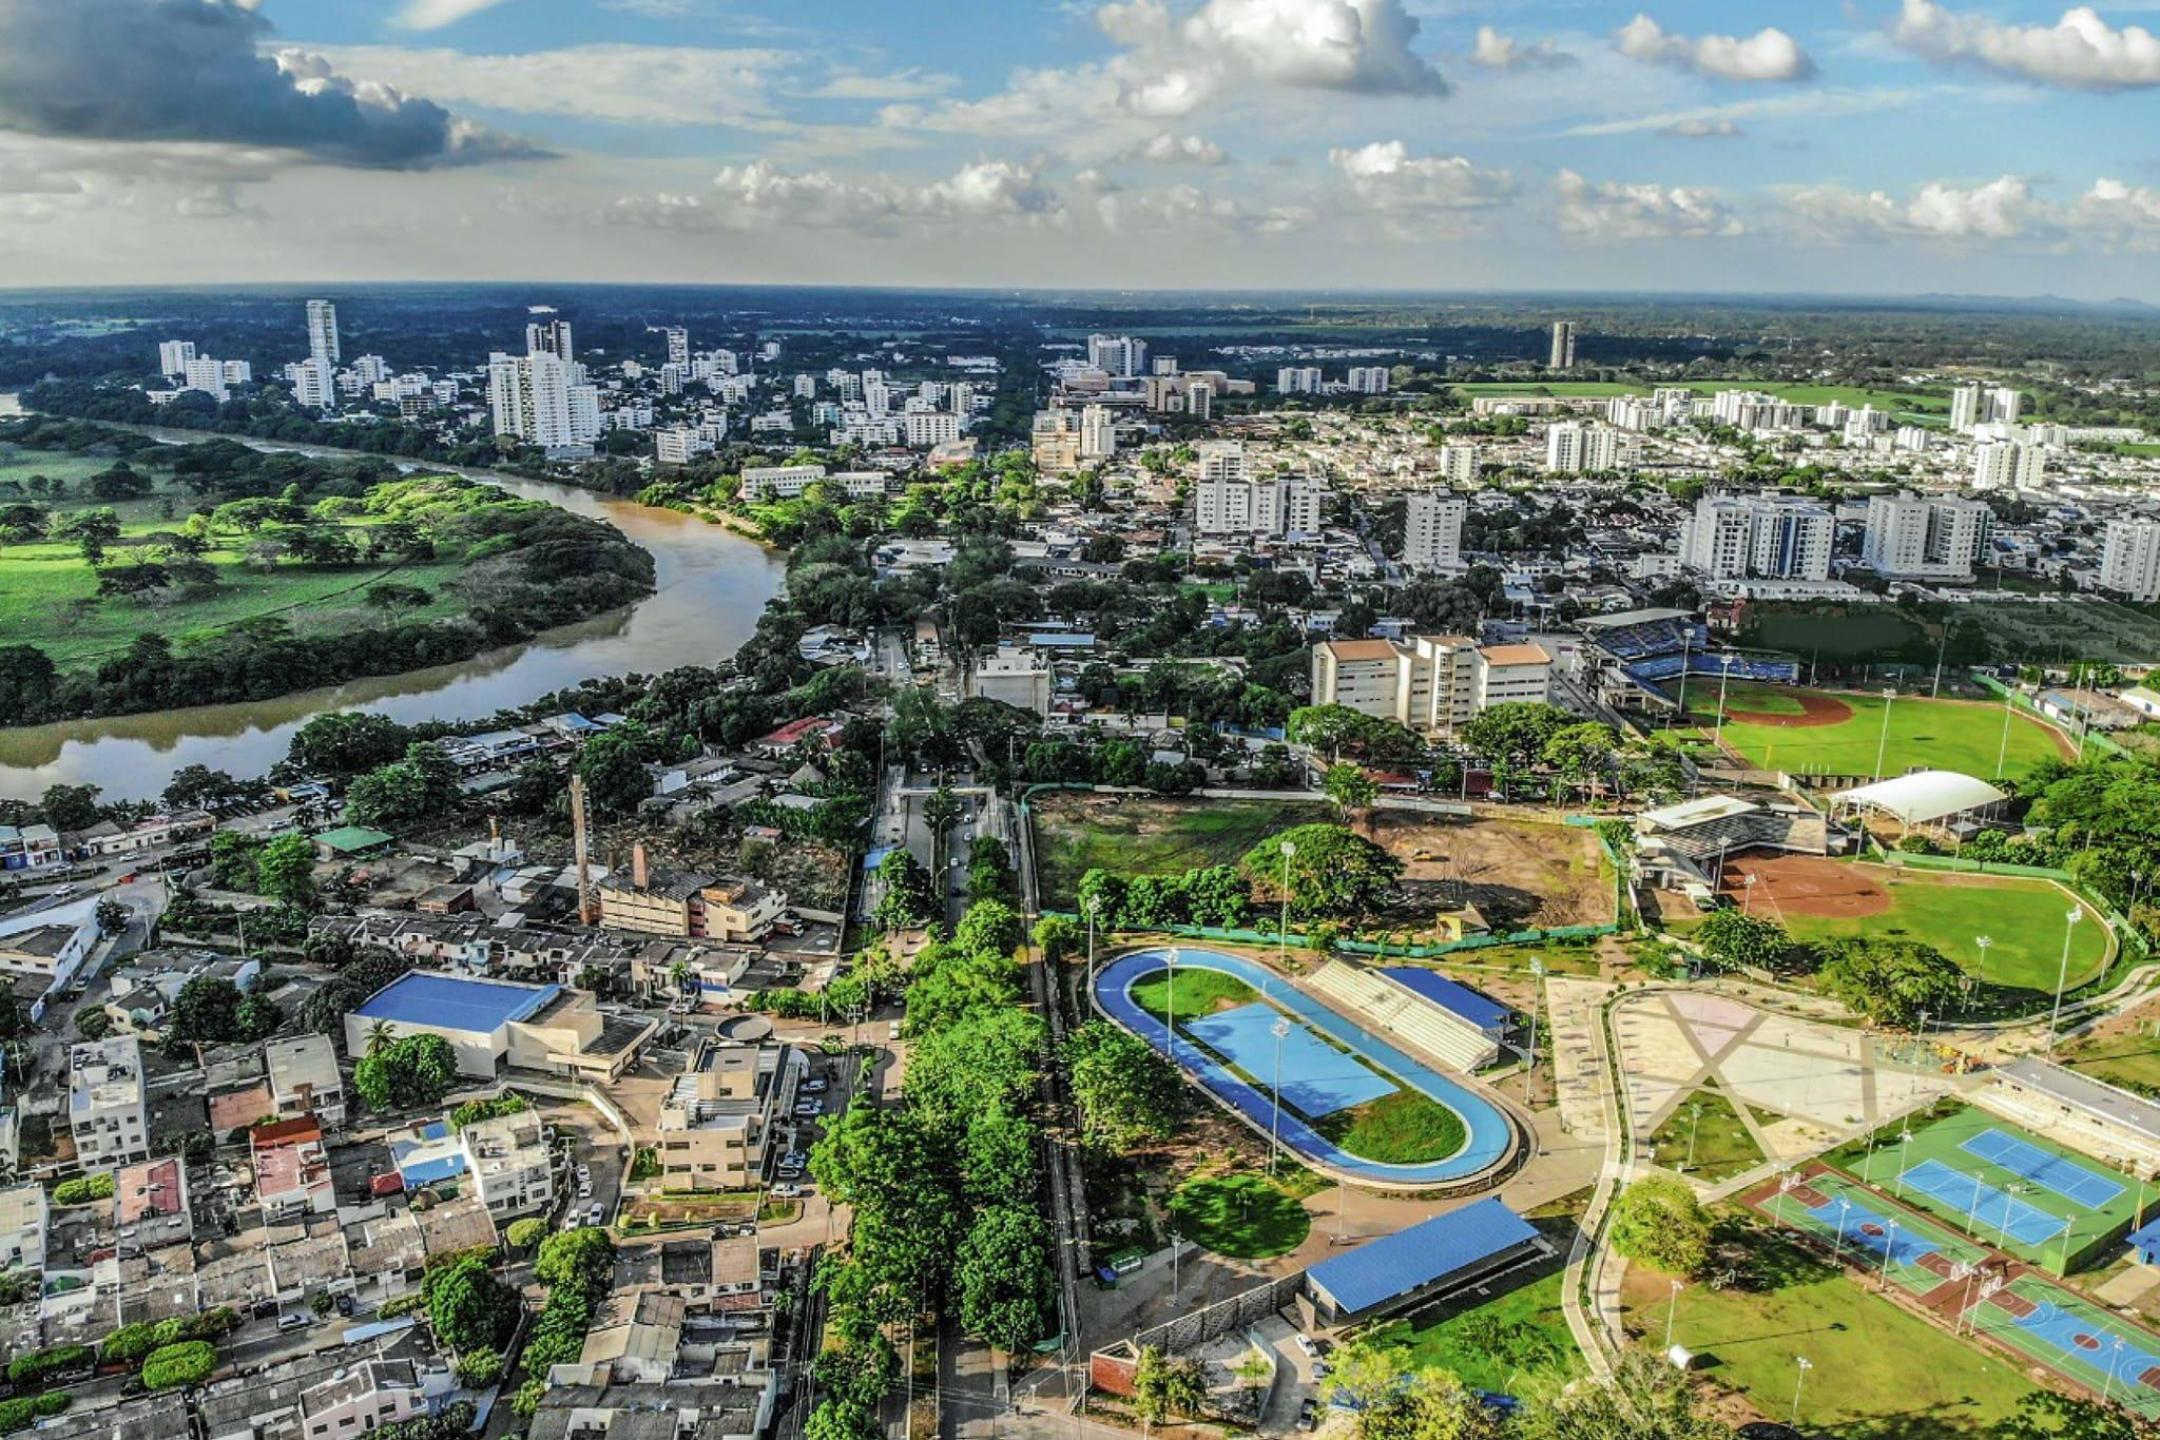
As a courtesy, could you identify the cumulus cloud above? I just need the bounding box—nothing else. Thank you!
[1891,1,2160,90]
[1554,168,1744,240]
[2073,177,2160,243]
[0,0,529,169]
[610,159,1062,234]
[886,0,1444,138]
[311,44,793,128]
[1328,141,1512,235]
[390,0,515,31]
[1094,182,1312,233]
[1469,25,1576,71]
[1659,117,1742,138]
[1126,133,1230,165]
[1781,175,2044,240]
[1615,14,1815,82]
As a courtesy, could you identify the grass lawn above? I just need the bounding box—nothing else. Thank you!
[1166,1172,1311,1259]
[1030,794,1333,911]
[1684,681,2067,783]
[1629,1228,2037,1437]
[1667,867,2110,997]
[1377,1268,1581,1393]
[1126,967,1260,1026]
[1313,1089,1467,1164]
[1644,1084,1765,1182]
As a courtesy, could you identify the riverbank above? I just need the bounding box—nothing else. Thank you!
[0,405,787,801]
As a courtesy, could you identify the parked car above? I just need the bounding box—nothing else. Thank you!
[1296,1400,1317,1433]
[1294,1334,1317,1357]
[278,1314,311,1333]
[803,1078,829,1094]
[770,1183,804,1199]
[587,1202,605,1226]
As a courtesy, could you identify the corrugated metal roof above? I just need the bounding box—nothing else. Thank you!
[1305,1199,1537,1315]
[1378,968,1512,1033]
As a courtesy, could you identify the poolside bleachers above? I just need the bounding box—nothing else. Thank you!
[1308,960,1500,1073]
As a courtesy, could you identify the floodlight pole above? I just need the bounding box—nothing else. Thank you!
[1880,1220,1899,1290]
[1663,1279,1683,1352]
[1791,1357,1812,1427]
[1875,688,1896,779]
[1268,1016,1290,1178]
[2049,907,2083,1052]
[1278,840,1296,960]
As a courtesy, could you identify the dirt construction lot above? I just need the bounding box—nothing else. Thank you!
[1366,812,1613,930]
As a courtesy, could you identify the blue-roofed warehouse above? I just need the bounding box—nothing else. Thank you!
[343,969,655,1082]
[1378,968,1513,1039]
[1301,1199,1548,1327]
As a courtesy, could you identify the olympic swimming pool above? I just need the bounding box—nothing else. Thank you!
[1092,948,1516,1187]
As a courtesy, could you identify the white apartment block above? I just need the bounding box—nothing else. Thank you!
[1402,491,1467,574]
[655,427,713,465]
[1079,405,1116,460]
[1549,321,1576,368]
[222,360,252,386]
[460,1109,554,1219]
[69,1036,149,1169]
[181,357,229,403]
[1086,334,1146,377]
[157,339,196,376]
[1972,440,2047,491]
[488,351,575,449]
[291,357,335,410]
[0,1185,46,1273]
[1195,476,1327,537]
[904,412,962,447]
[1545,422,1631,474]
[1861,492,1993,582]
[305,300,339,365]
[1437,444,1479,486]
[662,326,690,368]
[740,464,826,501]
[1277,366,1323,395]
[1346,367,1390,394]
[1682,495,1834,582]
[1951,383,2023,433]
[526,319,574,362]
[2101,518,2160,602]
[1311,636,1551,737]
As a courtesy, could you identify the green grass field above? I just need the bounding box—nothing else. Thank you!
[1826,1105,2146,1273]
[1376,1268,1581,1393]
[1166,1172,1311,1259]
[0,466,476,668]
[1313,1089,1467,1165]
[1645,1084,1765,1182]
[1685,681,2067,783]
[1636,1226,2037,1436]
[1030,794,1333,911]
[2058,1018,2160,1094]
[1764,866,2109,994]
[1126,968,1259,1026]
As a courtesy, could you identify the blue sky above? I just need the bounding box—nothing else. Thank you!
[1,0,2157,295]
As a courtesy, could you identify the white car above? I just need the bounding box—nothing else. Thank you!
[1294,1334,1317,1357]
[587,1202,606,1226]
[770,1183,804,1199]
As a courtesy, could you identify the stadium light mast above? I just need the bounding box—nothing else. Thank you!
[1268,1016,1291,1178]
[1879,1219,1899,1290]
[1996,685,2016,780]
[2048,906,2084,1051]
[1791,1357,1812,1427]
[1278,839,1296,961]
[1874,688,1897,779]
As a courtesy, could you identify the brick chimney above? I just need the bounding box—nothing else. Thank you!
[632,843,649,890]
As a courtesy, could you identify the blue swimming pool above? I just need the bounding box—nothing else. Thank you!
[1093,948,1515,1187]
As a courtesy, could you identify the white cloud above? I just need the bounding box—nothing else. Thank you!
[1891,1,2160,90]
[886,0,1445,138]
[610,158,1063,233]
[1658,117,1741,137]
[1128,132,1229,164]
[599,0,694,14]
[1328,140,1512,235]
[311,44,792,127]
[1614,13,1815,81]
[389,0,514,32]
[1780,175,2045,241]
[2073,178,2160,245]
[1094,182,1311,233]
[1469,25,1576,71]
[1562,85,1958,138]
[810,68,958,101]
[1554,168,1744,240]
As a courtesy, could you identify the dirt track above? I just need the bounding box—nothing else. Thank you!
[1716,852,1891,919]
[1720,691,1855,729]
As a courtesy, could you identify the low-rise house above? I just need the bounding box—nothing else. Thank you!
[0,1184,47,1273]
[0,823,61,872]
[527,1383,771,1440]
[199,1353,425,1440]
[71,811,214,859]
[656,1043,798,1192]
[266,1034,347,1131]
[461,1109,553,1221]
[573,1290,686,1385]
[252,1117,335,1220]
[115,1156,191,1251]
[68,1035,149,1168]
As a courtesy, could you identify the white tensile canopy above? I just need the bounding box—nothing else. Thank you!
[1827,769,2007,826]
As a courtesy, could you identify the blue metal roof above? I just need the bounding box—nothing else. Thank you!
[2130,1218,2160,1251]
[1306,1199,1538,1315]
[1380,968,1512,1033]
[353,971,560,1035]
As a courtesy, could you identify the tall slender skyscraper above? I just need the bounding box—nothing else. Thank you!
[526,319,574,363]
[1548,321,1576,369]
[305,300,340,365]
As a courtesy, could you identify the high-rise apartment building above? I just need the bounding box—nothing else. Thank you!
[305,300,340,365]
[488,350,575,449]
[1548,321,1576,369]
[526,319,574,363]
[1277,366,1323,395]
[1972,440,2046,491]
[662,326,690,368]
[1402,491,1467,574]
[1195,475,1327,536]
[1437,444,1479,486]
[180,356,229,403]
[292,357,335,409]
[1545,421,1629,474]
[1346,366,1391,394]
[1311,635,1551,737]
[1681,495,1835,582]
[1086,334,1146,377]
[157,339,196,377]
[2101,518,2160,602]
[1860,492,1993,581]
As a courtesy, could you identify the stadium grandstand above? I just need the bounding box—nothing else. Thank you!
[1633,794,1839,903]
[1979,1058,2160,1179]
[1306,960,1507,1072]
[1579,608,1799,713]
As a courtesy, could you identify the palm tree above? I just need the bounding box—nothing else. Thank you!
[365,1020,395,1056]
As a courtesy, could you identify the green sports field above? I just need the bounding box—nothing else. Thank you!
[1753,1165,1989,1299]
[1029,793,1332,912]
[1833,1105,2147,1274]
[1682,681,2069,783]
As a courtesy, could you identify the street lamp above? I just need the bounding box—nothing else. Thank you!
[1791,1357,1813,1427]
[1278,839,1297,959]
[1663,1279,1684,1353]
[1895,1129,1914,1199]
[1268,1016,1291,1178]
[1685,1102,1704,1172]
[2049,906,2084,1052]
[1166,946,1181,1064]
[2106,1336,2126,1406]
[1741,872,1758,915]
[1974,934,1993,991]
[1084,894,1101,995]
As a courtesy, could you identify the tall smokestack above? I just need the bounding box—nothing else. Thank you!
[570,776,595,925]
[633,843,649,891]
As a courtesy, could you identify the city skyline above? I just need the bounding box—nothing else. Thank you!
[1,0,2158,298]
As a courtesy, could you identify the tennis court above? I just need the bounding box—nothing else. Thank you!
[1185,1002,1397,1118]
[1903,1158,2068,1247]
[1963,1128,2124,1209]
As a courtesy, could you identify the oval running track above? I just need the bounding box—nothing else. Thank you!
[1093,947,1516,1188]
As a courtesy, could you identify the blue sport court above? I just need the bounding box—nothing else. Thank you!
[2001,1296,2160,1393]
[1903,1158,2068,1247]
[1184,1003,1396,1118]
[1791,1187,1942,1268]
[1963,1128,2124,1209]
